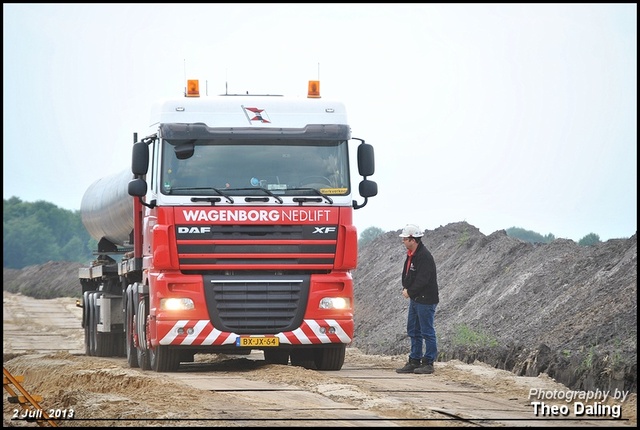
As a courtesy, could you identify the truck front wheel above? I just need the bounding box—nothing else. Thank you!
[314,345,346,371]
[125,293,139,368]
[290,349,316,369]
[263,349,290,365]
[136,298,151,370]
[149,345,180,372]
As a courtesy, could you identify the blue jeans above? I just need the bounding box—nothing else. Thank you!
[407,300,437,364]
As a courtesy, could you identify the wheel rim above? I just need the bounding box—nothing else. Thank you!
[136,299,147,351]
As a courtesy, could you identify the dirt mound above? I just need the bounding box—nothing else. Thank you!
[352,222,637,393]
[3,261,83,299]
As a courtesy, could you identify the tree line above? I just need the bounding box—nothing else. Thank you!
[3,197,95,269]
[3,197,603,270]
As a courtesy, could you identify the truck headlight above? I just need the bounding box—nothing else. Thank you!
[160,298,195,311]
[319,297,350,310]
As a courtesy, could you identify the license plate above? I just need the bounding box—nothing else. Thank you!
[235,336,280,347]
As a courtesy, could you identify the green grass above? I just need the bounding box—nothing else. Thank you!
[452,324,499,348]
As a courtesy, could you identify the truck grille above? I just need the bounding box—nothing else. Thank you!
[204,274,309,334]
[176,224,338,270]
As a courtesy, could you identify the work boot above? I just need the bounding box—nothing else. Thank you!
[414,360,434,374]
[396,358,421,373]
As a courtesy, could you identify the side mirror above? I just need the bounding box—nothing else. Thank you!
[359,179,378,198]
[132,141,149,175]
[128,178,147,197]
[357,143,375,177]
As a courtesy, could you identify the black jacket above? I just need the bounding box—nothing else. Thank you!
[401,241,439,304]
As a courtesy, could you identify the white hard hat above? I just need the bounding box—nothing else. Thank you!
[399,224,424,238]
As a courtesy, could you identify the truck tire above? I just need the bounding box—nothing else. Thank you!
[92,293,110,357]
[87,291,101,357]
[136,298,151,370]
[180,351,196,362]
[314,344,346,371]
[83,291,92,356]
[125,292,139,368]
[113,332,126,357]
[150,345,180,372]
[290,349,316,369]
[263,349,290,365]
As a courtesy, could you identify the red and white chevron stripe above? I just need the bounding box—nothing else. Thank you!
[159,319,352,346]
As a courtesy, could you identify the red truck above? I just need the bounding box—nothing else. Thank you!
[78,79,377,371]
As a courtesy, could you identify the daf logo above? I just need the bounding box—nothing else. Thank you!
[178,226,211,234]
[313,227,336,234]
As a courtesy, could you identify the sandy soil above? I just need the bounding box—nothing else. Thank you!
[3,292,637,427]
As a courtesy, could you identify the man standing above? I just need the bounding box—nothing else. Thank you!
[395,224,440,374]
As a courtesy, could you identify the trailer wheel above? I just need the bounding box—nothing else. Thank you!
[83,291,92,356]
[88,292,100,356]
[92,293,112,357]
[136,298,151,370]
[150,345,180,372]
[313,344,346,371]
[113,331,126,357]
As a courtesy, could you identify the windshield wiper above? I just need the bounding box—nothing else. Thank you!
[227,187,284,204]
[169,187,234,203]
[287,188,333,204]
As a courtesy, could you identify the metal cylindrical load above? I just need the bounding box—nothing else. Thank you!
[80,168,134,246]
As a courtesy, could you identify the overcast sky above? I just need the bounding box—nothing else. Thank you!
[3,3,637,241]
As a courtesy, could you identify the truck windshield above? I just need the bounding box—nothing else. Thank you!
[161,139,350,196]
